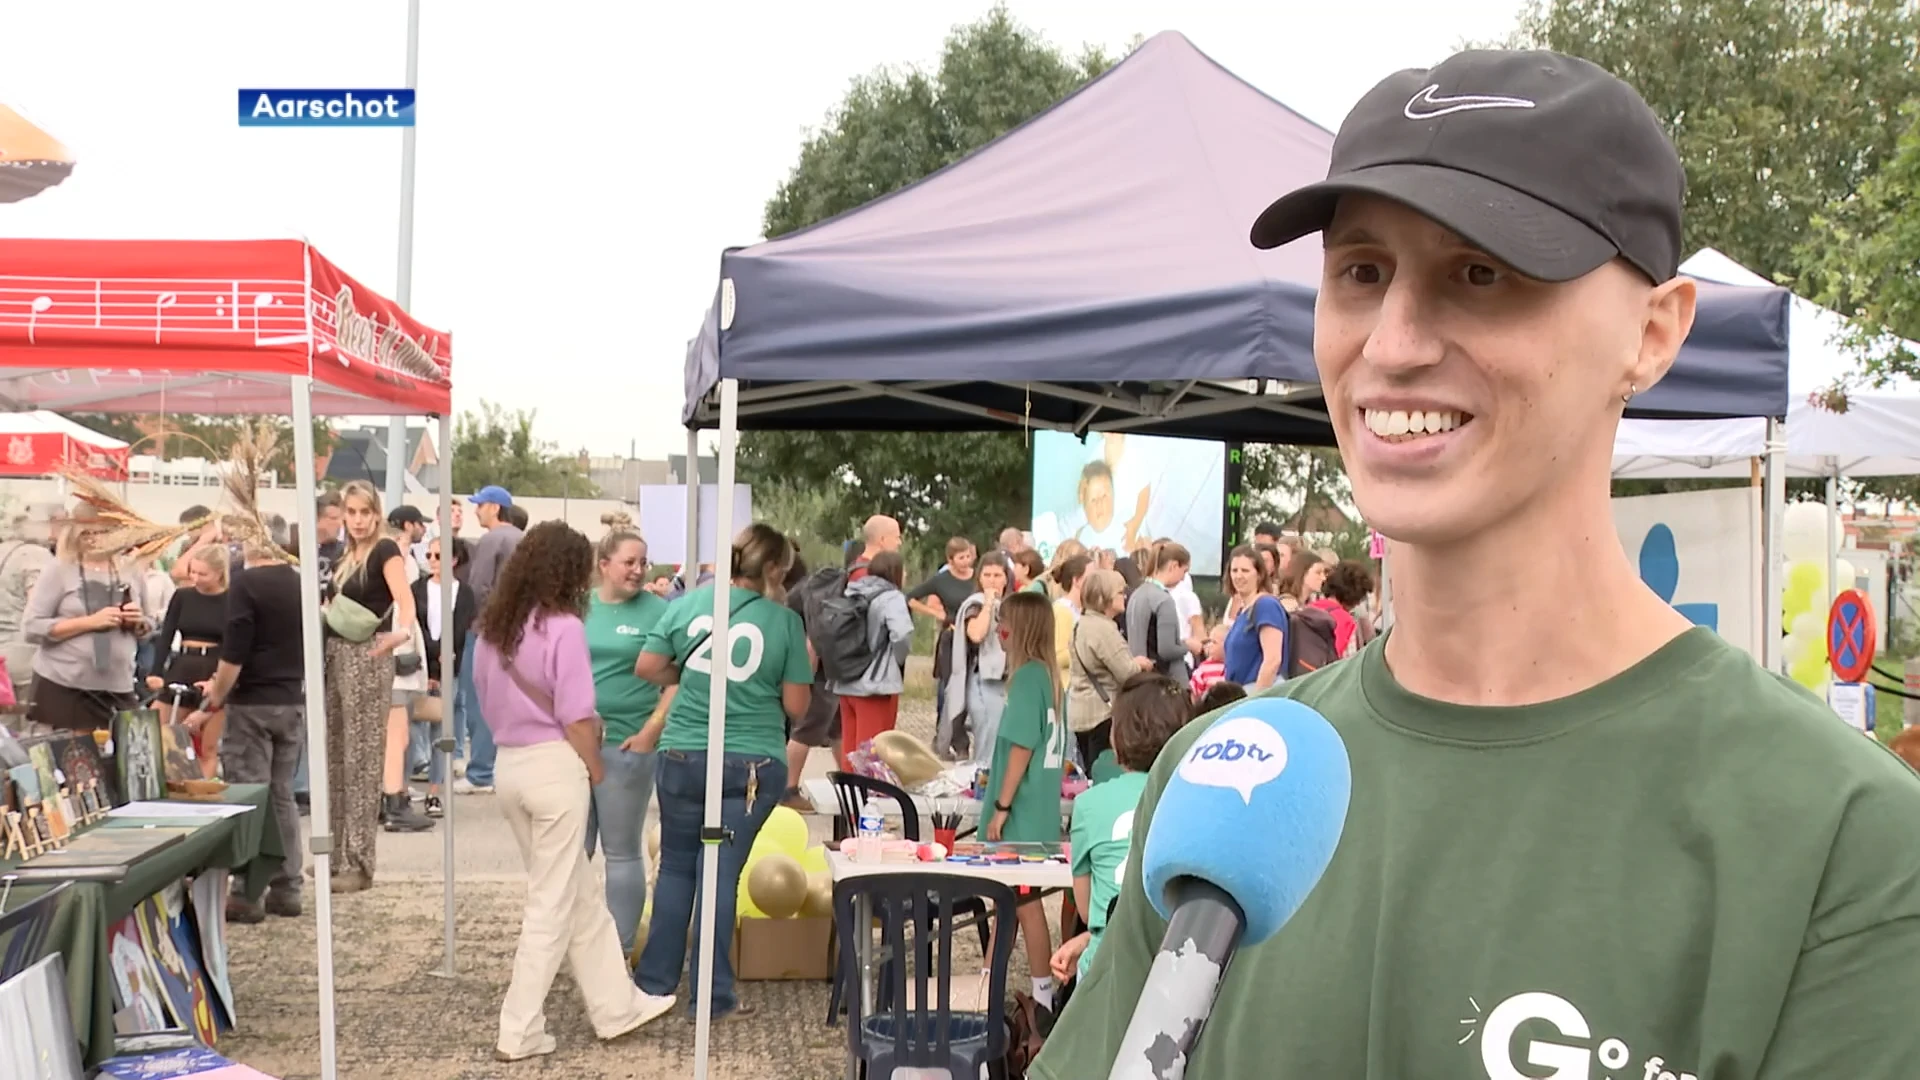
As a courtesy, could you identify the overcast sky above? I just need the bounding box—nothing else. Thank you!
[1,0,1525,459]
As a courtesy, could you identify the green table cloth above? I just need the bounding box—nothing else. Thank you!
[8,783,284,1066]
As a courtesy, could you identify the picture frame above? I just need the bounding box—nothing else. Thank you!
[112,710,164,805]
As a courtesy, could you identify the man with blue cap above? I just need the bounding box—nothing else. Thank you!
[454,484,520,794]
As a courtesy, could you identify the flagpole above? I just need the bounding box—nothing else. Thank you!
[384,0,421,508]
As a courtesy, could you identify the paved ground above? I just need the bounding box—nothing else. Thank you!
[216,666,1033,1079]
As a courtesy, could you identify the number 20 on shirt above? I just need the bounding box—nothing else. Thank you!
[685,615,765,681]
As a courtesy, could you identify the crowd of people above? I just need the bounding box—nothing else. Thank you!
[0,472,1383,1057]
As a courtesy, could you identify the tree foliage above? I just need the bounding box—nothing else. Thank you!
[1797,102,1920,384]
[450,401,596,498]
[64,413,334,484]
[1502,0,1920,285]
[740,7,1118,546]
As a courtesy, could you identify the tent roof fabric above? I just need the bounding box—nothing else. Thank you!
[1613,249,1920,478]
[0,410,127,448]
[0,238,452,416]
[684,31,1791,440]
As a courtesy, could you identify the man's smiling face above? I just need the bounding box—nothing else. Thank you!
[1314,195,1688,547]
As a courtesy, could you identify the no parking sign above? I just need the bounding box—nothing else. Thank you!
[1828,589,1878,734]
[1828,589,1876,683]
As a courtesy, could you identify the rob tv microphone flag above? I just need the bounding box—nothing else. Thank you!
[1111,697,1351,1080]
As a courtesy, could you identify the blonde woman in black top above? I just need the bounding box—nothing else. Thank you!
[322,480,417,892]
[148,544,228,777]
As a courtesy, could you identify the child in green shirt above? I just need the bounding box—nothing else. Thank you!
[1051,672,1193,991]
[985,590,1070,1009]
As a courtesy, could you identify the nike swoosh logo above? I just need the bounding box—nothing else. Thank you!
[1402,85,1538,120]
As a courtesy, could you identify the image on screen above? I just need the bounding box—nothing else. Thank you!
[1030,431,1226,577]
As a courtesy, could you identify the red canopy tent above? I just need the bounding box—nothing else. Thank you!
[0,237,453,1079]
[0,411,129,478]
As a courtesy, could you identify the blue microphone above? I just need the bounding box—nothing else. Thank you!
[1109,697,1351,1080]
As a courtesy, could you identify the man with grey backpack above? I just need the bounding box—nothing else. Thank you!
[819,550,913,772]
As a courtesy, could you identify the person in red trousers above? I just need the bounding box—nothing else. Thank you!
[831,550,914,770]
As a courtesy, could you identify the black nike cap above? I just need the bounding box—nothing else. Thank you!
[1250,50,1685,284]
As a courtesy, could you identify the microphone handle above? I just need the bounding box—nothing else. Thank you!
[1107,878,1245,1080]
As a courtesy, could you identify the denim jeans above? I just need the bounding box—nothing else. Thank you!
[585,745,656,954]
[408,691,449,785]
[461,633,496,787]
[293,743,310,796]
[636,749,787,1016]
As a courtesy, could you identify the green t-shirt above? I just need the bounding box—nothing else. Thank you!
[987,660,1068,843]
[585,589,669,744]
[641,584,812,761]
[1088,748,1122,785]
[1069,770,1149,980]
[1035,629,1920,1080]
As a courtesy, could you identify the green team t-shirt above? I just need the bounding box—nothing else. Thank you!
[988,660,1068,843]
[641,584,812,761]
[1069,770,1149,979]
[1035,629,1920,1080]
[586,590,669,744]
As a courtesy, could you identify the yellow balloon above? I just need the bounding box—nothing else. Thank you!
[800,870,834,918]
[796,843,829,875]
[737,847,770,920]
[1783,562,1826,620]
[747,853,808,919]
[1788,612,1824,643]
[872,730,944,788]
[627,900,653,969]
[755,806,810,859]
[1790,652,1828,691]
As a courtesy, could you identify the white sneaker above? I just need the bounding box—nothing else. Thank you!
[493,1033,556,1062]
[453,759,467,779]
[452,779,493,795]
[601,991,676,1041]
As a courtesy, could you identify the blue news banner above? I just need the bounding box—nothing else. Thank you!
[239,89,415,127]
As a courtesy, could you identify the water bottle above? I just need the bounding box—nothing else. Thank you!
[856,804,884,862]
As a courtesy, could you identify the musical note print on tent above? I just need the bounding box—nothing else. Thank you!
[1638,523,1718,632]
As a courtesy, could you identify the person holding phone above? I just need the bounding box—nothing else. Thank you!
[21,504,149,732]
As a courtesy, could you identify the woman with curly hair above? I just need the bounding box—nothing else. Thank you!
[634,522,813,1020]
[473,521,674,1062]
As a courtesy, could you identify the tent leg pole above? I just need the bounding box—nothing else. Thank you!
[292,378,340,1080]
[684,426,699,587]
[1763,419,1787,672]
[1826,460,1841,694]
[692,380,739,1080]
[437,411,457,978]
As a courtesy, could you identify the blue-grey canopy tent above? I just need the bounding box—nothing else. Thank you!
[683,31,1790,441]
[669,35,1794,1073]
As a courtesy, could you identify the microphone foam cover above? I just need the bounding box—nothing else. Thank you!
[1140,696,1351,947]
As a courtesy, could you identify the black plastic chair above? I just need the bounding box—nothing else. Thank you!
[836,871,1016,1080]
[827,771,921,842]
[825,773,992,1025]
[0,881,71,983]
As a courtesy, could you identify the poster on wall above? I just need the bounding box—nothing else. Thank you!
[1611,488,1759,659]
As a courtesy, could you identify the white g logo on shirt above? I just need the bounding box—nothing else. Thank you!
[1481,992,1592,1080]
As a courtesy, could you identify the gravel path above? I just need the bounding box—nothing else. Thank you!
[216,676,1045,1079]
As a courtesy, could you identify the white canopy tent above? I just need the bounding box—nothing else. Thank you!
[1612,248,1920,674]
[1614,248,1920,479]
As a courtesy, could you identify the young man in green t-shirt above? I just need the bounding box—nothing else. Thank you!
[1052,673,1191,989]
[1036,50,1920,1080]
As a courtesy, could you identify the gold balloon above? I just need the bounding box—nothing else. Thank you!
[800,870,834,919]
[872,730,944,787]
[746,853,808,919]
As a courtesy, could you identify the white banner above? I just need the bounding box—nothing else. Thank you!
[1611,487,1761,659]
[637,483,753,567]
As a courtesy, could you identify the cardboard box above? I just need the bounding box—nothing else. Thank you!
[731,916,835,981]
